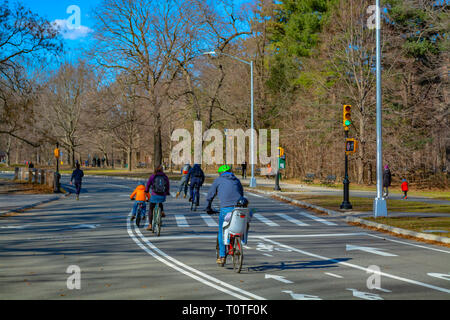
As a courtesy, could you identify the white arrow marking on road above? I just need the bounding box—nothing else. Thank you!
[265,274,293,284]
[282,291,321,300]
[346,288,383,300]
[346,244,398,257]
[428,273,450,281]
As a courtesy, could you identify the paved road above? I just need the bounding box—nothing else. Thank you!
[0,174,449,300]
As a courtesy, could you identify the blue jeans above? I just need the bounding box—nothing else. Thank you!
[218,207,234,258]
[132,201,146,217]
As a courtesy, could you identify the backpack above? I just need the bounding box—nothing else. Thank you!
[152,175,168,194]
[193,167,203,178]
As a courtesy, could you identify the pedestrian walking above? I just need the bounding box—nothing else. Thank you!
[401,178,409,199]
[70,163,84,200]
[241,161,247,179]
[383,165,392,198]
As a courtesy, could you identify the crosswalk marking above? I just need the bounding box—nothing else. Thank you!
[296,211,337,226]
[201,214,218,227]
[276,213,309,226]
[253,213,279,227]
[175,215,189,227]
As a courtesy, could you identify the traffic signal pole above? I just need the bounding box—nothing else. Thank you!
[340,129,352,210]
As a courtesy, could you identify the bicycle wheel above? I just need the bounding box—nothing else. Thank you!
[232,236,243,273]
[135,205,142,228]
[153,205,161,236]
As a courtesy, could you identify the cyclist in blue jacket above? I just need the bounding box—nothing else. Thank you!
[206,164,243,265]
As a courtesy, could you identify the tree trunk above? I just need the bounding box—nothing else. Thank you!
[153,111,162,170]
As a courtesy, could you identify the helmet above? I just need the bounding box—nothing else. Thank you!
[218,164,231,174]
[138,181,146,186]
[236,197,249,208]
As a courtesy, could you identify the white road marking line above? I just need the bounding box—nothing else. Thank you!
[201,214,218,227]
[297,211,337,226]
[250,193,264,198]
[276,213,309,226]
[366,234,450,254]
[346,244,398,257]
[324,272,343,279]
[253,213,279,227]
[127,215,266,300]
[107,184,132,189]
[262,237,450,294]
[175,215,189,227]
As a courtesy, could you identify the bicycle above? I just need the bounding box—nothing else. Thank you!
[151,203,163,236]
[210,207,251,273]
[135,202,147,228]
[190,183,200,211]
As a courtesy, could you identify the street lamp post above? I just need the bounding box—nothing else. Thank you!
[203,51,257,187]
[373,0,387,217]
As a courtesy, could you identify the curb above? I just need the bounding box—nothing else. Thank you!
[346,216,450,244]
[0,192,69,217]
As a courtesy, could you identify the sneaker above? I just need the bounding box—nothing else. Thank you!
[183,194,187,198]
[161,211,166,217]
[76,195,79,200]
[146,224,152,231]
[131,216,135,221]
[176,192,180,198]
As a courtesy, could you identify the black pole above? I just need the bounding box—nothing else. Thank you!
[54,142,61,193]
[340,130,352,209]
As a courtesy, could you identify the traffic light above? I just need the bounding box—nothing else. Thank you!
[278,147,285,158]
[343,104,352,129]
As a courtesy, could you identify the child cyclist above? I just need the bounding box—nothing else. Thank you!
[130,182,150,221]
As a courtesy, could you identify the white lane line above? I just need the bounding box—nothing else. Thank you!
[325,272,343,279]
[297,211,337,226]
[107,184,132,189]
[127,216,265,300]
[262,237,450,295]
[175,215,189,227]
[201,214,218,227]
[253,213,279,227]
[250,193,264,198]
[276,213,309,226]
[366,234,450,254]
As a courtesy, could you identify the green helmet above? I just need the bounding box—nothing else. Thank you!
[218,164,231,174]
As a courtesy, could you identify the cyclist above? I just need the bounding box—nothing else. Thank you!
[205,164,243,265]
[187,163,205,206]
[145,165,170,231]
[130,182,150,221]
[176,163,191,198]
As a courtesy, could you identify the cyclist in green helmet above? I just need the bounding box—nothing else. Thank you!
[206,164,244,265]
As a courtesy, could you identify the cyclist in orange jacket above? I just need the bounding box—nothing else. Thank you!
[130,182,150,221]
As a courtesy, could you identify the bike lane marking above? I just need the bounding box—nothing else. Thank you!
[126,215,266,300]
[175,215,189,227]
[276,213,309,226]
[260,237,450,294]
[253,213,279,227]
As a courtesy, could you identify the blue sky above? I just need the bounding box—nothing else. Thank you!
[20,0,252,61]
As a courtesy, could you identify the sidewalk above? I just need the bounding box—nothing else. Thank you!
[0,175,67,217]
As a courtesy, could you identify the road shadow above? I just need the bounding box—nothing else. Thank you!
[247,258,351,272]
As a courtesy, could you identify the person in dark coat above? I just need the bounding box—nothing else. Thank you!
[70,163,84,200]
[145,166,170,231]
[187,164,205,206]
[382,165,392,198]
